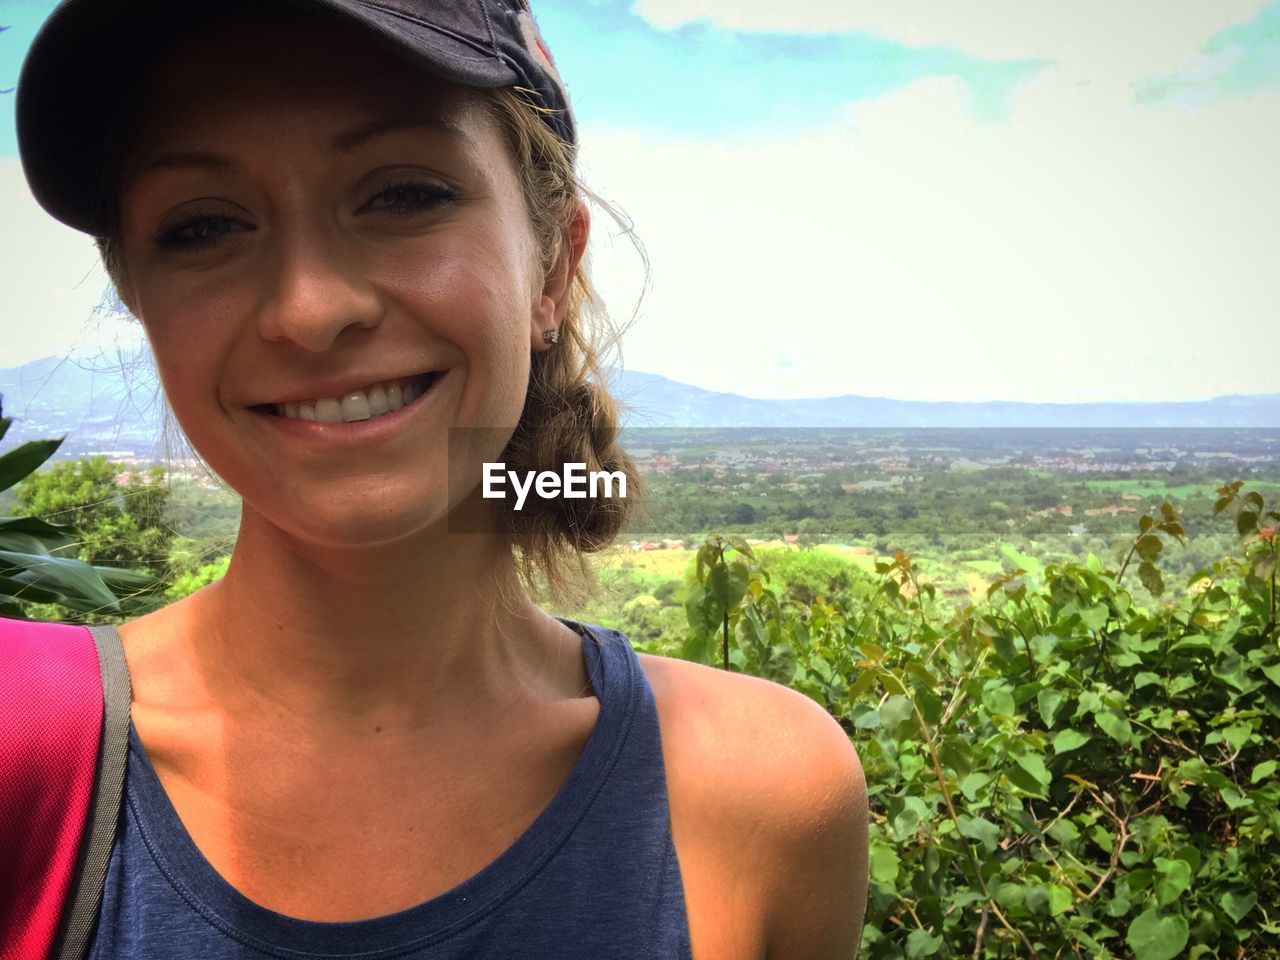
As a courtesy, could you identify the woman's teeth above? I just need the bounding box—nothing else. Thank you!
[275,375,432,423]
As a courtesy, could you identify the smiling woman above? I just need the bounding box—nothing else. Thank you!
[6,1,867,959]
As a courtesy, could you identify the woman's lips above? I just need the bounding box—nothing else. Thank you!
[250,369,448,442]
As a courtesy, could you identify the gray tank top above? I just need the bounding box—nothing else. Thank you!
[84,619,692,958]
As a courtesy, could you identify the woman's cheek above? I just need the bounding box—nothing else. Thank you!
[137,291,244,433]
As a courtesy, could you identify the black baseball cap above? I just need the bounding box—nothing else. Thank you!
[15,0,576,238]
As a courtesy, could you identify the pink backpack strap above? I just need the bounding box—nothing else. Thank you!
[0,618,131,960]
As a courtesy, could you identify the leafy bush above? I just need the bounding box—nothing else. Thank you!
[0,402,153,619]
[681,482,1279,958]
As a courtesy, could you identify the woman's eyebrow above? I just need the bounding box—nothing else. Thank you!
[332,114,471,154]
[132,151,234,178]
[132,114,470,178]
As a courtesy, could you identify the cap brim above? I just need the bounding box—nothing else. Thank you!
[16,0,523,236]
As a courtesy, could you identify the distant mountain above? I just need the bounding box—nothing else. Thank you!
[0,355,1275,460]
[0,353,168,458]
[610,370,1280,429]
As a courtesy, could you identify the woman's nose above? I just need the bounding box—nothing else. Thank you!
[255,224,382,352]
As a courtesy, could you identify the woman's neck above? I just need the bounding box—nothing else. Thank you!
[150,504,582,740]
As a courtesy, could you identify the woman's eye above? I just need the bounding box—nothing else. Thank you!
[365,180,457,217]
[153,213,246,251]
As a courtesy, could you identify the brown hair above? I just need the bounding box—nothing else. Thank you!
[93,84,641,600]
[476,86,642,597]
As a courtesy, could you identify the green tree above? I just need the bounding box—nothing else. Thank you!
[13,456,171,570]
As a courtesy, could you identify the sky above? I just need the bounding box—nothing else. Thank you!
[1,0,1278,403]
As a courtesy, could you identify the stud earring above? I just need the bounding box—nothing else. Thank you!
[542,329,560,344]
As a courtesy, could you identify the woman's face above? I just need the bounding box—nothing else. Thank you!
[117,9,574,548]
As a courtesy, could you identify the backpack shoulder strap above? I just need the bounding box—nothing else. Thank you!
[54,624,132,960]
[0,618,104,960]
[0,619,130,960]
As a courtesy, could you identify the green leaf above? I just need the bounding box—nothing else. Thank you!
[1185,567,1213,587]
[1263,663,1280,688]
[1037,687,1065,725]
[851,705,879,730]
[869,843,899,884]
[891,796,928,841]
[1135,534,1162,562]
[706,560,749,617]
[1138,561,1164,597]
[959,771,993,802]
[880,695,915,736]
[0,438,62,492]
[1047,818,1080,844]
[957,814,1002,852]
[680,631,715,665]
[1126,908,1189,960]
[683,583,723,638]
[0,573,72,606]
[1015,751,1051,786]
[1220,787,1253,810]
[878,669,907,696]
[1154,857,1192,906]
[1250,759,1277,784]
[1024,884,1051,914]
[1255,553,1277,580]
[914,687,943,726]
[1221,722,1252,752]
[759,643,797,684]
[1096,710,1133,745]
[1079,603,1109,631]
[848,668,877,700]
[983,686,1016,716]
[1008,753,1050,796]
[1049,883,1073,916]
[0,515,77,554]
[1053,728,1092,754]
[1220,889,1257,923]
[738,605,768,659]
[0,549,119,611]
[1173,845,1201,874]
[994,881,1024,908]
[905,929,943,958]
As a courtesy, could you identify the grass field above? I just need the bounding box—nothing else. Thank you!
[964,559,1004,574]
[1080,478,1280,499]
[595,547,694,579]
[594,541,997,602]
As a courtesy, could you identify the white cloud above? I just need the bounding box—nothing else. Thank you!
[578,62,1280,403]
[630,0,1272,89]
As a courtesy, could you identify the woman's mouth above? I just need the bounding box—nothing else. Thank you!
[262,372,439,423]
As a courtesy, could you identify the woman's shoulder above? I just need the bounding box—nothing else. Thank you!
[636,651,869,958]
[636,651,865,839]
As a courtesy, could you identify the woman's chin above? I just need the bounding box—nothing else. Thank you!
[243,492,463,554]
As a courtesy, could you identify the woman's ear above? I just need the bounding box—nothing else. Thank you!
[532,200,590,351]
